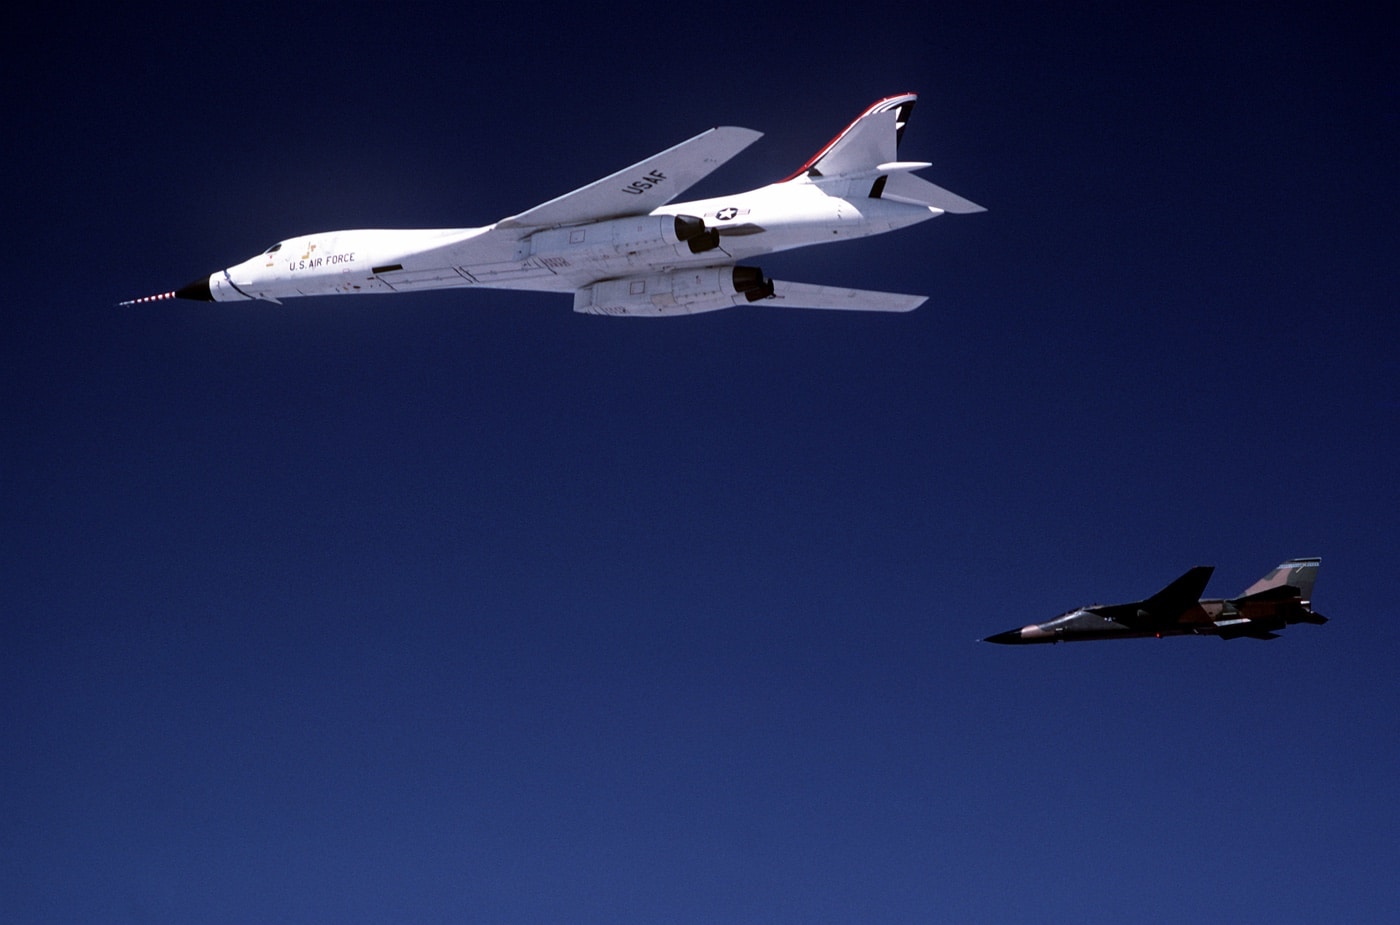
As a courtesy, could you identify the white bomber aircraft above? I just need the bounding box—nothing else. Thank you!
[122,93,984,316]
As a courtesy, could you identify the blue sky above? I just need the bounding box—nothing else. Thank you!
[4,4,1397,922]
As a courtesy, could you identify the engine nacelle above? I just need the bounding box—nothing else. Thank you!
[574,265,775,317]
[529,214,719,267]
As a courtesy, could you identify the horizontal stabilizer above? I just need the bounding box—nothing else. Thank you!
[764,280,926,312]
[879,172,987,213]
[1216,621,1284,641]
[499,126,762,230]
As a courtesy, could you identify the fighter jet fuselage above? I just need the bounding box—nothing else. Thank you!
[128,94,985,316]
[984,558,1328,644]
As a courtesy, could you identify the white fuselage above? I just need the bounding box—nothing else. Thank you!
[206,176,942,304]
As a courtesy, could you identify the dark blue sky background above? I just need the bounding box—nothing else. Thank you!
[5,4,1397,922]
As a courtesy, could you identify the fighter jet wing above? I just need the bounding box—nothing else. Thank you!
[497,126,763,230]
[1113,565,1215,630]
[1142,566,1214,615]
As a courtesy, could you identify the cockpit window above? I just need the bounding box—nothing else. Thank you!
[263,242,283,255]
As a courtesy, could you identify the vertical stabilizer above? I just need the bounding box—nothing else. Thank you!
[784,93,918,180]
[1240,558,1321,602]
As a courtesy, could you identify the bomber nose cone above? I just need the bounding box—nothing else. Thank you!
[175,276,214,301]
[982,629,1024,645]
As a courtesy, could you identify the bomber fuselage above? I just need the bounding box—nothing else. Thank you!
[180,177,942,305]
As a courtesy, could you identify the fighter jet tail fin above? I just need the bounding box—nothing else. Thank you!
[1213,558,1327,640]
[1239,557,1321,603]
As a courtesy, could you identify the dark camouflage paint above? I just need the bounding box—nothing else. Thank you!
[983,558,1327,644]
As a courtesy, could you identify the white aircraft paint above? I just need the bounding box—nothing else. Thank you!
[122,94,984,317]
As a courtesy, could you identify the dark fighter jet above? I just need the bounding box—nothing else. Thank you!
[984,558,1327,644]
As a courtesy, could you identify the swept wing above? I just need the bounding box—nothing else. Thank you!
[497,126,763,229]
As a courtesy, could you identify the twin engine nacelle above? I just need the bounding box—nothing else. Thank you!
[529,214,720,264]
[574,265,775,317]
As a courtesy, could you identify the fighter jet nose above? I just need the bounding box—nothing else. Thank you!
[175,276,214,302]
[982,629,1024,645]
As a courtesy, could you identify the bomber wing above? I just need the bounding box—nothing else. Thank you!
[572,267,928,316]
[497,126,762,230]
[766,280,926,312]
